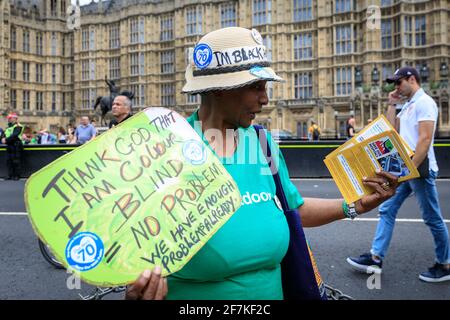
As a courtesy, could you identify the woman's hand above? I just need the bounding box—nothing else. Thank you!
[355,170,399,214]
[125,267,168,300]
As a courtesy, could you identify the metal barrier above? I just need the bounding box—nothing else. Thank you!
[1,140,450,178]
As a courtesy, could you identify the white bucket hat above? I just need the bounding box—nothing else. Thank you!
[182,27,284,94]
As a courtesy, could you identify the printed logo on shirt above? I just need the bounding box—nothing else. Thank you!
[241,191,272,205]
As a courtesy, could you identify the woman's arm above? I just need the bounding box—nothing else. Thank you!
[299,171,399,227]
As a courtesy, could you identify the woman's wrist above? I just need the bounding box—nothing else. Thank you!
[342,200,359,219]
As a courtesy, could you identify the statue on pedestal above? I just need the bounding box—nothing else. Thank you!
[93,77,119,125]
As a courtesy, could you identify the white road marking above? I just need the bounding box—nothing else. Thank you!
[0,212,28,216]
[291,178,450,182]
[1,212,449,223]
[345,217,450,223]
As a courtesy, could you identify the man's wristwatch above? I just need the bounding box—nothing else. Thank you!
[343,201,359,220]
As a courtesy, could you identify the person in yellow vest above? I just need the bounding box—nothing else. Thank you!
[308,121,321,141]
[1,113,24,180]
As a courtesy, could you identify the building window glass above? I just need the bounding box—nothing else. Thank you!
[109,57,120,80]
[335,0,352,13]
[161,50,175,74]
[381,20,392,49]
[90,60,96,80]
[52,64,57,83]
[10,60,16,80]
[393,17,401,48]
[161,83,175,106]
[36,32,43,55]
[221,3,237,27]
[336,67,352,96]
[263,35,272,61]
[130,84,145,107]
[36,64,44,83]
[50,0,57,16]
[82,29,89,51]
[294,33,313,60]
[187,94,199,104]
[415,15,426,46]
[297,121,308,139]
[62,65,66,83]
[186,7,202,35]
[23,29,30,53]
[10,26,17,50]
[160,15,174,41]
[23,62,30,82]
[130,17,145,44]
[51,32,57,55]
[52,92,57,112]
[267,81,273,99]
[335,25,353,54]
[11,90,17,109]
[62,92,66,111]
[109,24,120,49]
[130,53,144,76]
[89,29,95,50]
[294,72,313,99]
[404,16,412,47]
[23,90,31,110]
[82,89,90,109]
[382,64,394,83]
[441,101,449,126]
[36,92,44,111]
[81,60,89,80]
[253,0,271,26]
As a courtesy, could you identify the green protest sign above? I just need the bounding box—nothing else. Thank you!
[25,108,242,286]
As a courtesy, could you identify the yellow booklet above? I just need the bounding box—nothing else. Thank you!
[324,130,419,204]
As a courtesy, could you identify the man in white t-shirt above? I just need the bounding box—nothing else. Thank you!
[347,67,450,282]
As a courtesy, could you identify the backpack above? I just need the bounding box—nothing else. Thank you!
[312,125,320,139]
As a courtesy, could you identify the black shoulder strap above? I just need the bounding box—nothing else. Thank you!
[253,125,290,212]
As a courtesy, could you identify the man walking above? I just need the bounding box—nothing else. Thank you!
[347,67,450,282]
[2,113,24,180]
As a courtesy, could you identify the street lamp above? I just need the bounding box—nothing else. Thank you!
[440,62,449,78]
[355,67,363,88]
[420,64,429,83]
[440,62,448,88]
[371,66,379,85]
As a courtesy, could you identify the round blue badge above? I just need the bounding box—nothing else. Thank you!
[183,140,207,165]
[250,66,274,80]
[193,44,213,69]
[65,232,104,272]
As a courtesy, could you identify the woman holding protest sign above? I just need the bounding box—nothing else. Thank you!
[126,27,399,300]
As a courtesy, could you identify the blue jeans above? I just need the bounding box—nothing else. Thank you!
[371,170,450,264]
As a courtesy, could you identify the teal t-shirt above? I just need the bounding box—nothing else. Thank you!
[167,111,304,300]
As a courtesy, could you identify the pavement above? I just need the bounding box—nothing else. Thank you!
[1,178,449,300]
